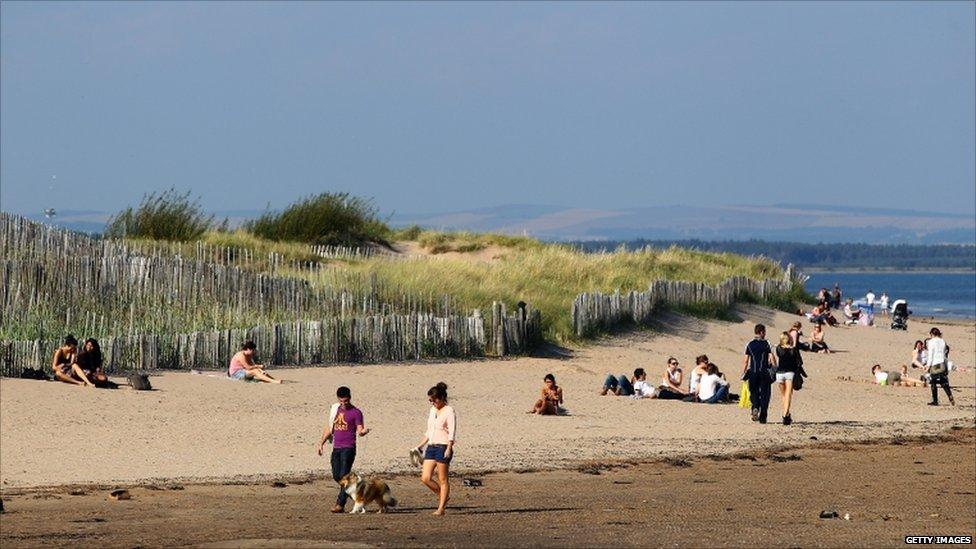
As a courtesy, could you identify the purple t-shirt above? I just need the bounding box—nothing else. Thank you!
[332,406,363,449]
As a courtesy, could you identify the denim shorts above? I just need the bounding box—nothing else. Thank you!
[775,371,795,384]
[424,444,453,464]
[231,369,247,380]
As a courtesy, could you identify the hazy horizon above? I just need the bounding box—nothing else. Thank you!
[2,2,974,217]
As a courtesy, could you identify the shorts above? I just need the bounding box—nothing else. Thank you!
[424,444,453,464]
[230,369,247,380]
[887,371,902,384]
[775,371,795,384]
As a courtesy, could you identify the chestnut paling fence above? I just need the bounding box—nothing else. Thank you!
[571,265,805,337]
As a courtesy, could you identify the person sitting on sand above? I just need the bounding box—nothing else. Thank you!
[697,363,730,404]
[843,299,861,325]
[73,338,112,388]
[228,341,281,384]
[911,340,927,369]
[51,335,85,386]
[810,323,831,353]
[657,357,686,400]
[687,354,709,400]
[530,373,564,414]
[789,321,811,351]
[600,370,637,396]
[871,364,925,387]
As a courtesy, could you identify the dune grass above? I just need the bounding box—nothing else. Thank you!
[319,242,783,343]
[120,227,789,343]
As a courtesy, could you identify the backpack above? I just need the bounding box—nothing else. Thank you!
[128,373,152,391]
[20,367,50,381]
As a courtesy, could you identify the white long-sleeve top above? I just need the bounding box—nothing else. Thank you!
[926,337,947,367]
[426,405,457,444]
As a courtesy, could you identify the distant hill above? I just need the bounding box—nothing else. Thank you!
[391,204,976,245]
[17,202,976,245]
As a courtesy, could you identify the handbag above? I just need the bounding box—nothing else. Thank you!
[929,362,947,376]
[793,373,804,391]
[766,367,778,383]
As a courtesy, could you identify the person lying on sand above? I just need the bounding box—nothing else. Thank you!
[530,373,564,414]
[600,369,637,396]
[228,341,281,384]
[871,364,926,387]
[51,335,85,386]
[632,368,658,399]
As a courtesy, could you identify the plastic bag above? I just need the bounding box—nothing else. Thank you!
[738,381,751,408]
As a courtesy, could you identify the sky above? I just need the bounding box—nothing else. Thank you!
[2,1,974,217]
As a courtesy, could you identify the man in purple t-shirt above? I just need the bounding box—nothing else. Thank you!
[317,386,370,513]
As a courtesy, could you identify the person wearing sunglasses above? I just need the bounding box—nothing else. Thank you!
[414,382,457,515]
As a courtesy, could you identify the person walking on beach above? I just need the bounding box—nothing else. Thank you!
[415,382,456,515]
[880,292,890,318]
[317,386,370,513]
[831,284,842,309]
[742,324,777,423]
[925,328,955,406]
[865,289,876,313]
[228,341,281,384]
[774,332,801,425]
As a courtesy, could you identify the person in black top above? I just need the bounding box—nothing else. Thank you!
[74,338,111,388]
[742,324,777,423]
[774,332,803,425]
[51,335,83,386]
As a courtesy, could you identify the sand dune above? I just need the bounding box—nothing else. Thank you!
[2,305,973,490]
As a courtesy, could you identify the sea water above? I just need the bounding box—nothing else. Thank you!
[805,272,976,319]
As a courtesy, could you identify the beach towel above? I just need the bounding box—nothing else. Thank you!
[738,382,751,408]
[328,402,340,434]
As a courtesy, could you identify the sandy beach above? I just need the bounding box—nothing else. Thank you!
[2,305,973,491]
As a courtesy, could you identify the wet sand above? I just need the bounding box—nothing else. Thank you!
[1,428,973,548]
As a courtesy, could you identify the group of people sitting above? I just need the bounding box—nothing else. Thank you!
[871,328,960,406]
[598,355,736,404]
[50,335,112,388]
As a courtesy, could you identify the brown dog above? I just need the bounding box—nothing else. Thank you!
[338,472,397,514]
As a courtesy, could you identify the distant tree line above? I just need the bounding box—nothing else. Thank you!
[571,239,976,270]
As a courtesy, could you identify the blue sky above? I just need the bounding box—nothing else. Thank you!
[2,1,974,216]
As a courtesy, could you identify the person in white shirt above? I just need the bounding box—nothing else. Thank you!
[865,290,876,313]
[925,328,955,406]
[697,363,730,404]
[879,292,889,317]
[631,368,657,399]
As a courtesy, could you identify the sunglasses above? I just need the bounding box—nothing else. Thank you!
[669,361,679,366]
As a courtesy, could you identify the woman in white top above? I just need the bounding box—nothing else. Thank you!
[911,340,927,369]
[415,382,457,515]
[925,328,955,406]
[658,357,686,399]
[688,355,709,399]
[697,363,730,404]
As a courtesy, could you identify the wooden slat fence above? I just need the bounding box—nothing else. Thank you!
[571,266,805,337]
[1,302,542,376]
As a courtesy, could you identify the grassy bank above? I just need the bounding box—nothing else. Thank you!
[308,239,784,342]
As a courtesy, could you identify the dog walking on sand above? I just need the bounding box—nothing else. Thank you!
[317,386,370,513]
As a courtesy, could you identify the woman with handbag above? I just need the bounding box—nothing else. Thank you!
[925,328,955,406]
[774,332,801,425]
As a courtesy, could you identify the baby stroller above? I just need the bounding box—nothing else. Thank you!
[890,300,909,330]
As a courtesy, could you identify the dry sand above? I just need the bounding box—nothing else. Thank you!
[2,305,974,491]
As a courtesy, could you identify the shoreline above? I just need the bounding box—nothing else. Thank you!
[2,421,971,496]
[802,268,975,273]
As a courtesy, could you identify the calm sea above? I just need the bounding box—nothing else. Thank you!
[805,272,976,319]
